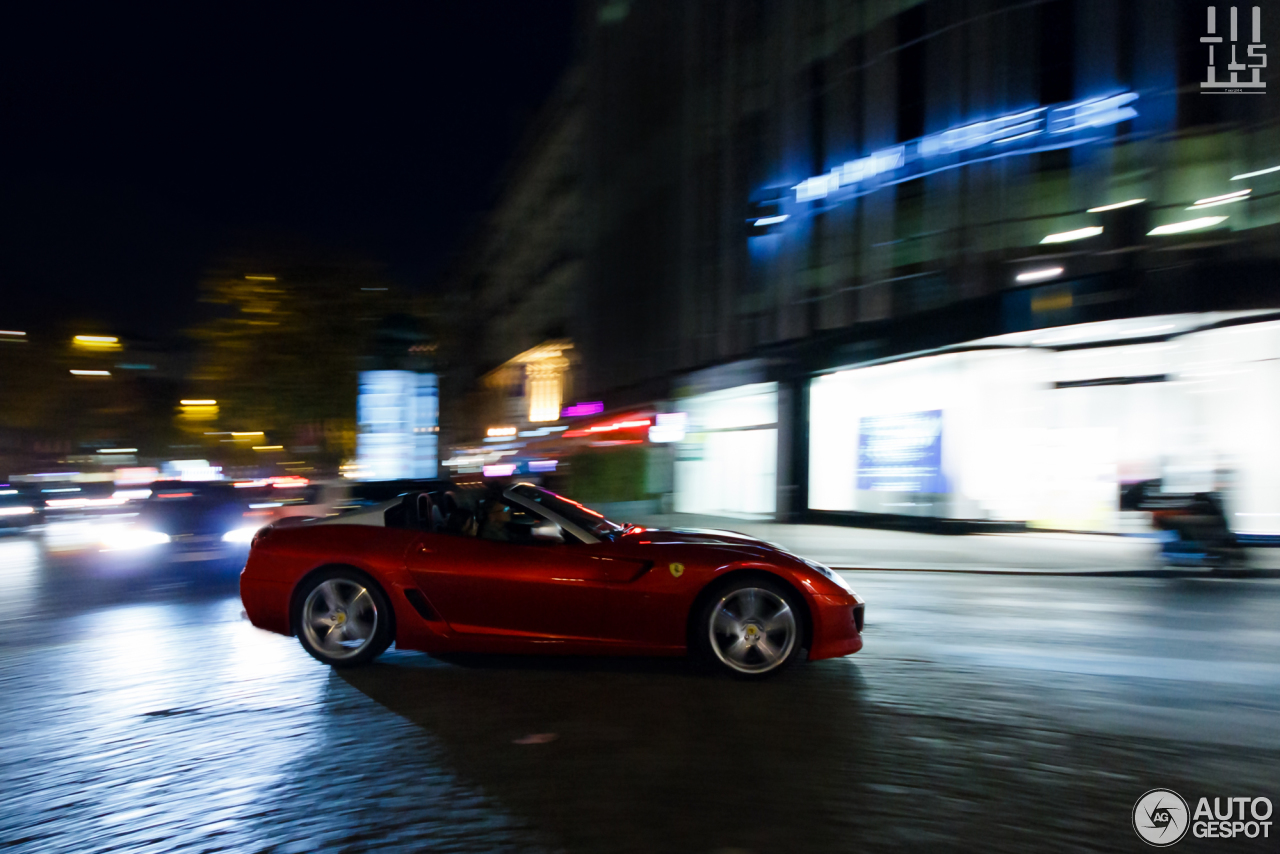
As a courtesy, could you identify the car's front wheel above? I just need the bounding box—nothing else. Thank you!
[697,578,804,678]
[295,568,392,667]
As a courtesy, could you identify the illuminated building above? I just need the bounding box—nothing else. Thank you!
[445,2,1280,530]
[439,67,585,448]
[480,340,574,426]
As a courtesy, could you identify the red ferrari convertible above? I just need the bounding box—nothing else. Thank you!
[240,483,864,677]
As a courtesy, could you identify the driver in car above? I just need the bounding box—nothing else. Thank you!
[478,502,512,542]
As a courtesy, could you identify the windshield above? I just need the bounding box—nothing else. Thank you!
[510,485,626,539]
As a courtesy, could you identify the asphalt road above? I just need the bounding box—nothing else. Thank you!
[1,532,1278,853]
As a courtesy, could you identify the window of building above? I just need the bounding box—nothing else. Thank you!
[1038,0,1075,105]
[896,4,927,143]
[808,59,828,175]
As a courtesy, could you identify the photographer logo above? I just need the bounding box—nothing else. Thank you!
[1133,789,1189,846]
[1202,5,1266,93]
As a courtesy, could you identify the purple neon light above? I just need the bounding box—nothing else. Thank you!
[561,401,604,418]
[483,464,517,477]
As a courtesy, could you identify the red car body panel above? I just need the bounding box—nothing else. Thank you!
[240,521,863,662]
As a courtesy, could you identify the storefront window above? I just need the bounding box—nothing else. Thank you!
[674,382,779,518]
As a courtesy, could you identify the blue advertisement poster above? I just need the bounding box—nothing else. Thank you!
[856,410,945,493]
[356,371,438,480]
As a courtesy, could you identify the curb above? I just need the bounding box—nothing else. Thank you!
[831,566,1280,578]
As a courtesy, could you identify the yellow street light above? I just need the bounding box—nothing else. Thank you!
[73,335,122,352]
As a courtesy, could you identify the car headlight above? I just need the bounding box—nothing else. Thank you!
[100,528,171,551]
[222,525,262,544]
[0,506,35,516]
[803,557,856,595]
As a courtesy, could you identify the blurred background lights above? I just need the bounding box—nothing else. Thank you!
[482,463,517,477]
[1189,189,1251,209]
[1015,267,1064,283]
[1231,164,1280,180]
[561,402,604,418]
[1086,198,1145,213]
[1148,216,1229,235]
[649,412,688,443]
[1041,226,1103,244]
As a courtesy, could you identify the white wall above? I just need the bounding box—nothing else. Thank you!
[674,382,778,518]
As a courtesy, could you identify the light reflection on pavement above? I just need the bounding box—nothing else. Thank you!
[1,531,1278,853]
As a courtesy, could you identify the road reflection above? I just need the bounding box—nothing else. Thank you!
[339,654,872,854]
[3,531,1279,853]
[0,537,40,624]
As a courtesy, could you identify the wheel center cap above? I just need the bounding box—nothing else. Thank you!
[744,624,759,641]
[334,612,347,625]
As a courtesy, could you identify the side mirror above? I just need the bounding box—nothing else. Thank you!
[530,521,564,544]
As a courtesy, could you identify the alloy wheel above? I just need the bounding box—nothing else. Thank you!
[301,578,379,661]
[708,586,797,674]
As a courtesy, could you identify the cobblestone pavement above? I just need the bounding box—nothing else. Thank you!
[1,534,1278,853]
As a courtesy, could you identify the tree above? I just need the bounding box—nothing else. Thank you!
[188,248,435,467]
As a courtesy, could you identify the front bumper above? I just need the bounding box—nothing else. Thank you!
[807,593,865,661]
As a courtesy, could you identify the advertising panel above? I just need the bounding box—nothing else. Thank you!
[856,410,945,493]
[356,371,438,480]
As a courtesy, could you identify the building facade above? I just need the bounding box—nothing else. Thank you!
[439,67,586,447]
[448,0,1280,532]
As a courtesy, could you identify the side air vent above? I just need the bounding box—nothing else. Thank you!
[403,588,437,621]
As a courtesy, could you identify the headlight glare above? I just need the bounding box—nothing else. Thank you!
[100,528,170,551]
[222,525,261,544]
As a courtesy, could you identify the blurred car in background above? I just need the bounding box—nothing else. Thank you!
[48,477,468,576]
[276,478,459,521]
[94,482,271,574]
[0,485,41,532]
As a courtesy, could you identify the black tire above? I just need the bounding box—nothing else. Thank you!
[694,577,805,678]
[293,566,393,668]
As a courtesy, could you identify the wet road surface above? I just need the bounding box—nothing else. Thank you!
[2,533,1278,853]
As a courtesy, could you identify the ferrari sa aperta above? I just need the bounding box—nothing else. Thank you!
[240,483,864,677]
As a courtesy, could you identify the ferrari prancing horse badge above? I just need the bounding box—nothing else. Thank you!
[669,562,684,578]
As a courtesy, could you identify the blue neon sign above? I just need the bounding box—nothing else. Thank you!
[764,91,1138,219]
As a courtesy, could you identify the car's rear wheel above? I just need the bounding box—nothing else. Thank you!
[697,578,803,678]
[295,568,392,667]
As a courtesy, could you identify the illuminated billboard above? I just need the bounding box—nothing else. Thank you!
[356,371,438,481]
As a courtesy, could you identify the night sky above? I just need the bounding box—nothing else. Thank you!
[1,3,577,339]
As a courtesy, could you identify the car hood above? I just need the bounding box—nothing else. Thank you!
[623,527,795,559]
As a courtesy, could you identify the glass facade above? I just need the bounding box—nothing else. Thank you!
[809,311,1280,533]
